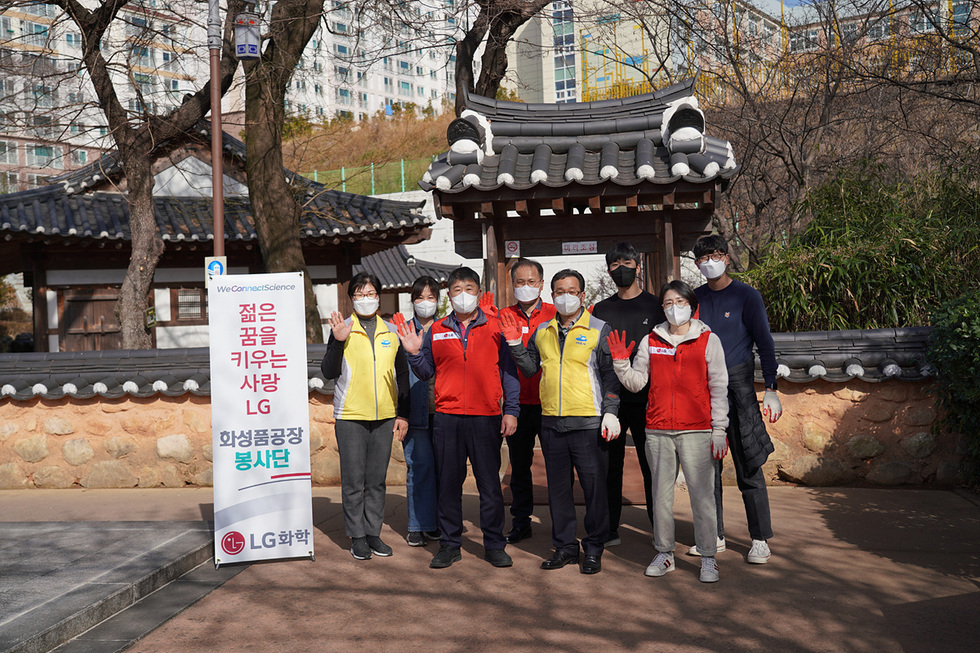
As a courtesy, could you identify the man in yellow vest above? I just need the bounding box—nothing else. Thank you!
[501,269,621,574]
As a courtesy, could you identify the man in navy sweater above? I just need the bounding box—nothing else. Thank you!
[691,235,782,565]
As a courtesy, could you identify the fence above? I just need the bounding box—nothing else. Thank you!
[302,157,433,195]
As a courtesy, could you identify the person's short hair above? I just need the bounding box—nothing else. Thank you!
[659,279,698,314]
[348,272,381,298]
[510,258,544,282]
[693,234,729,259]
[447,266,481,288]
[551,268,585,293]
[605,242,641,267]
[410,275,441,302]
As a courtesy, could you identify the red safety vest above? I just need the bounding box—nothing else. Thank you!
[430,314,505,416]
[646,329,713,431]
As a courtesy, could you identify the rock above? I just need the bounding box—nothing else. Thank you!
[878,385,908,402]
[33,465,75,489]
[161,465,184,488]
[138,466,162,488]
[720,458,737,486]
[311,452,341,485]
[309,424,326,452]
[85,418,113,436]
[121,415,152,435]
[152,412,178,434]
[866,461,916,485]
[0,422,19,441]
[13,434,49,462]
[62,438,95,466]
[183,409,210,434]
[156,433,194,463]
[0,462,28,489]
[901,432,936,459]
[386,461,407,485]
[846,435,885,460]
[777,456,854,486]
[105,436,138,459]
[192,468,213,486]
[803,388,818,395]
[906,406,936,427]
[202,443,213,462]
[82,461,138,488]
[861,403,895,423]
[833,387,868,402]
[769,437,792,462]
[390,438,405,464]
[802,422,833,453]
[101,402,131,413]
[43,417,74,435]
[936,462,965,486]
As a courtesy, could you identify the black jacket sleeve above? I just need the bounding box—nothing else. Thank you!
[508,332,541,379]
[395,347,410,419]
[320,334,345,380]
[597,323,621,416]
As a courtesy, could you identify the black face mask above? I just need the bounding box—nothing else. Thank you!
[610,265,637,288]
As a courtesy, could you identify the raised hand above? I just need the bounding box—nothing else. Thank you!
[390,311,408,333]
[395,315,423,355]
[606,330,635,360]
[499,310,523,343]
[479,291,497,317]
[327,311,351,341]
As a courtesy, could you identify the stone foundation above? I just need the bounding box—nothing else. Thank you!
[0,380,967,489]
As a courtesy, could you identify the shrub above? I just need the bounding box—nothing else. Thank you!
[927,289,980,481]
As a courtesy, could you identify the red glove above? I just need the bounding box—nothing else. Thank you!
[499,310,523,343]
[391,312,407,332]
[480,292,498,317]
[606,330,635,361]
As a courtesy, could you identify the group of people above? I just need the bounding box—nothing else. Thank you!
[320,236,782,583]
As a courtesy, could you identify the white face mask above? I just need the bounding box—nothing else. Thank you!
[414,300,437,319]
[451,291,479,314]
[554,293,582,316]
[665,304,692,327]
[699,258,727,280]
[513,284,541,303]
[352,297,380,317]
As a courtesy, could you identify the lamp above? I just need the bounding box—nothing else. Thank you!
[234,12,260,60]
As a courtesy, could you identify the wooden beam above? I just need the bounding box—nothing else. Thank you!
[588,195,602,212]
[551,197,567,216]
[626,195,639,213]
[484,222,499,300]
[480,202,495,219]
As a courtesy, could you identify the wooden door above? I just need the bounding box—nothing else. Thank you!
[59,287,124,351]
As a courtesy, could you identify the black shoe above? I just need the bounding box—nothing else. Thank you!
[484,548,513,567]
[505,525,533,544]
[540,549,579,570]
[430,545,462,569]
[581,554,602,575]
[367,535,392,557]
[350,537,372,560]
[424,529,442,541]
[407,532,426,547]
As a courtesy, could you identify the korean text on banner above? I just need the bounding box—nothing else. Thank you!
[209,272,314,565]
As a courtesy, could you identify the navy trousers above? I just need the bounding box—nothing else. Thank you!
[432,412,506,550]
[507,403,542,530]
[541,424,610,557]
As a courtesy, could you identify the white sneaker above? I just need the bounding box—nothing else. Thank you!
[699,556,719,583]
[644,552,675,577]
[686,537,726,556]
[747,539,771,564]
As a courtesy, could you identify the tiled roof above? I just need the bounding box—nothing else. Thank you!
[0,328,932,401]
[353,245,456,290]
[420,78,738,193]
[0,184,428,243]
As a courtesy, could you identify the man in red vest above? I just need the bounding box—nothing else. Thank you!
[397,266,520,569]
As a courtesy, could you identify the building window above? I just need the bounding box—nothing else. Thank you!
[26,143,62,169]
[0,171,17,192]
[0,140,16,165]
[71,150,88,165]
[176,289,205,320]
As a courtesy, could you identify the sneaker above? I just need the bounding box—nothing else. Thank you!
[687,537,726,557]
[605,531,621,547]
[430,545,462,569]
[747,539,771,564]
[644,552,675,577]
[350,537,372,560]
[699,556,719,583]
[424,529,442,542]
[484,548,513,568]
[366,535,393,557]
[407,532,426,547]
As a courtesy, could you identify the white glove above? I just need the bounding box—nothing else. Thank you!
[711,431,728,460]
[762,389,782,423]
[601,413,620,441]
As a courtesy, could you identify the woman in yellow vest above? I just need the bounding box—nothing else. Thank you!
[321,272,409,561]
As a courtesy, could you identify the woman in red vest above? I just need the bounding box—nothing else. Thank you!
[607,280,729,583]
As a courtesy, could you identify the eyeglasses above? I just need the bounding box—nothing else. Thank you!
[552,290,581,297]
[662,299,690,309]
[695,252,726,264]
[353,291,378,300]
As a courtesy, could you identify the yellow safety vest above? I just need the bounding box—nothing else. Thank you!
[534,311,606,417]
[333,315,400,420]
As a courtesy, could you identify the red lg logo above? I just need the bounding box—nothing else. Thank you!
[221,531,246,555]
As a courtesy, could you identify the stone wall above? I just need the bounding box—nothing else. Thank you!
[0,380,967,489]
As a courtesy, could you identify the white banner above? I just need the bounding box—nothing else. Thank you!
[209,272,314,565]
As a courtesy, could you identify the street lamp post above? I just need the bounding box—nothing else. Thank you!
[208,0,224,258]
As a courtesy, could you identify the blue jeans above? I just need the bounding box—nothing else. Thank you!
[404,423,438,532]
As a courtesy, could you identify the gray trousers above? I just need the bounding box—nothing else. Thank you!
[646,429,718,557]
[335,418,394,539]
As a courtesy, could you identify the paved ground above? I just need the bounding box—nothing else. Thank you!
[2,485,978,653]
